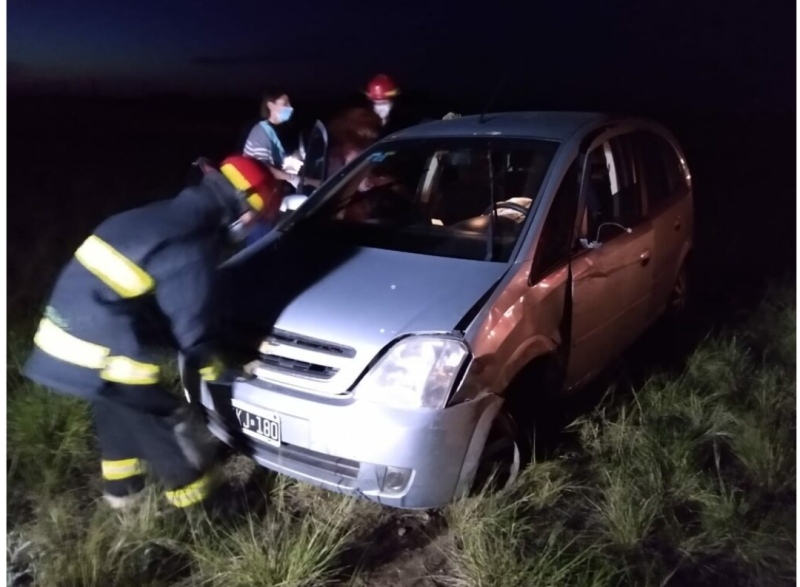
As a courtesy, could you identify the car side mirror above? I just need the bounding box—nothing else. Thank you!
[579,238,603,250]
[580,222,632,250]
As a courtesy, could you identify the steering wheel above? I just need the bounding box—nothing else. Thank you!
[483,201,530,217]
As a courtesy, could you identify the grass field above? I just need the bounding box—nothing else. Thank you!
[6,281,795,587]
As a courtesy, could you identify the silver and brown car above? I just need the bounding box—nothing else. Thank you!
[183,111,694,509]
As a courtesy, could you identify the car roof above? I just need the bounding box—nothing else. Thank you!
[386,111,622,142]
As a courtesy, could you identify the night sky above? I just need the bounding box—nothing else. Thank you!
[7,0,795,110]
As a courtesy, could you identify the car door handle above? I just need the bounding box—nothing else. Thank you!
[674,216,682,231]
[639,249,651,265]
[572,257,608,280]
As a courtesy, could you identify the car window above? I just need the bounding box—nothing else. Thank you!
[657,135,688,197]
[297,137,559,262]
[627,130,687,210]
[583,138,644,243]
[301,121,328,189]
[532,160,579,279]
[611,134,644,224]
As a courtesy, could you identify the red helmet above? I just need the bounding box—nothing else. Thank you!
[219,155,279,219]
[365,74,399,101]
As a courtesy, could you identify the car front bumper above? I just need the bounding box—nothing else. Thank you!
[196,376,502,509]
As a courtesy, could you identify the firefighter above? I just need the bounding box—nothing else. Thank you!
[365,73,401,134]
[365,73,444,137]
[324,75,405,176]
[23,155,281,512]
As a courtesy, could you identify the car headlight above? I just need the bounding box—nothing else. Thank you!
[354,335,470,409]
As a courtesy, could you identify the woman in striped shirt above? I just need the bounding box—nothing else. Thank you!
[242,88,316,244]
[242,88,299,187]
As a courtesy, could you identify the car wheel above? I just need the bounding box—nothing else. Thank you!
[471,410,521,494]
[668,264,689,318]
[661,263,693,360]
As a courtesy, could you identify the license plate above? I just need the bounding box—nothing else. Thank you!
[232,402,281,447]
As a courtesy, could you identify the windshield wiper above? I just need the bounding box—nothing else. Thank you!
[485,149,497,262]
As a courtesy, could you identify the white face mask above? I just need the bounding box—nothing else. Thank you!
[373,102,392,121]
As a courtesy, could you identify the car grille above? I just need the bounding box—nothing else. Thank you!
[254,329,356,387]
[269,329,356,358]
[254,441,360,480]
[258,354,338,379]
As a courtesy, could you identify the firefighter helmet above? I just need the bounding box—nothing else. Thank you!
[219,155,279,218]
[365,74,399,101]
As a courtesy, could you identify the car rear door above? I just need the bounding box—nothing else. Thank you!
[625,130,693,316]
[565,132,655,389]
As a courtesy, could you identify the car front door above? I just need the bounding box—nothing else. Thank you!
[298,120,329,195]
[565,132,656,389]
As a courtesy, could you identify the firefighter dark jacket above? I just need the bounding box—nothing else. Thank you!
[24,171,243,400]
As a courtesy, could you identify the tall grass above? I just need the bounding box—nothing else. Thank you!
[7,284,795,586]
[6,334,372,586]
[186,483,360,587]
[7,327,96,514]
[446,283,795,587]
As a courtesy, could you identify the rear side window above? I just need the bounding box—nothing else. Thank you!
[582,138,645,242]
[627,131,687,210]
[608,138,644,226]
[658,137,688,196]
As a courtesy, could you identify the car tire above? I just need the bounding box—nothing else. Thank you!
[504,356,565,450]
[470,410,522,494]
[667,263,690,322]
[662,263,692,358]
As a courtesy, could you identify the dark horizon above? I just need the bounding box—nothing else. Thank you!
[8,0,796,115]
[6,84,795,119]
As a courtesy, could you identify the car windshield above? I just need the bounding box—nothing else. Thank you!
[292,137,559,262]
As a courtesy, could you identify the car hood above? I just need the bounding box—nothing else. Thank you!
[216,233,508,392]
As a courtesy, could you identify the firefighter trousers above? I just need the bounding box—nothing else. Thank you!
[93,381,217,508]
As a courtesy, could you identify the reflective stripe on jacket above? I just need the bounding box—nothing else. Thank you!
[23,172,238,399]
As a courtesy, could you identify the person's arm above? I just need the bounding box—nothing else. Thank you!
[244,124,300,186]
[154,243,226,382]
[267,165,299,185]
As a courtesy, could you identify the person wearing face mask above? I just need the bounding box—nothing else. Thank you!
[365,74,401,135]
[22,155,280,515]
[365,74,443,138]
[243,88,301,187]
[242,88,308,243]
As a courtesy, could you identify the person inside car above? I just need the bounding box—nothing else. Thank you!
[344,159,423,225]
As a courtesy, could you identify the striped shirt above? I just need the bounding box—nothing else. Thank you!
[243,122,285,168]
